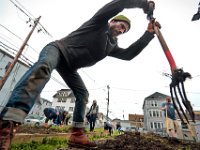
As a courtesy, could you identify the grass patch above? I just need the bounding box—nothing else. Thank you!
[11,137,68,150]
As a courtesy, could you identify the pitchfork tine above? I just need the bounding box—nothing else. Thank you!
[175,85,189,123]
[177,83,195,122]
[181,82,195,122]
[170,85,185,123]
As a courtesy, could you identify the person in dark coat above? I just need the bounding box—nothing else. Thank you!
[104,121,113,136]
[0,0,160,149]
[87,100,99,132]
[43,108,67,126]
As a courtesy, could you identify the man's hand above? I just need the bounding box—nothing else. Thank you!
[143,1,155,14]
[147,20,161,33]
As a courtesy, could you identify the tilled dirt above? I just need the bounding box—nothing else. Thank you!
[16,125,66,134]
[95,132,200,150]
[17,126,200,150]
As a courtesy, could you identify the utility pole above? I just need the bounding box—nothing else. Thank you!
[106,85,110,120]
[0,16,41,90]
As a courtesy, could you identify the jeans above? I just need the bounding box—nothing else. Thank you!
[89,114,97,131]
[0,42,89,127]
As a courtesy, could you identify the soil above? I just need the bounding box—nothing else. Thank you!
[16,126,200,150]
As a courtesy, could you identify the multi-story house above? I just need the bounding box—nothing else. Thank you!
[29,98,52,117]
[51,89,75,124]
[142,92,169,134]
[0,48,30,113]
[52,89,76,113]
[142,92,200,141]
[52,89,107,127]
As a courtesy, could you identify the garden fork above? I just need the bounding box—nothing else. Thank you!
[147,2,195,124]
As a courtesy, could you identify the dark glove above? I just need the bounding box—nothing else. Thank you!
[147,20,161,33]
[143,1,155,14]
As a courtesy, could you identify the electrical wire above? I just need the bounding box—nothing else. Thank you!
[9,0,53,38]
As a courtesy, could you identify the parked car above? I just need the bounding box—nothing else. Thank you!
[24,115,52,126]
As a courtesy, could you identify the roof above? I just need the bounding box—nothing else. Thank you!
[53,89,73,97]
[144,92,169,100]
[142,92,170,109]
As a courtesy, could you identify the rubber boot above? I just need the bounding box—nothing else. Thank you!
[68,127,97,149]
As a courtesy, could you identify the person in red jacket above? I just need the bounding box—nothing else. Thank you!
[0,0,160,149]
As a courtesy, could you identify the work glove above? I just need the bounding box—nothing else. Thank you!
[147,20,161,34]
[143,1,155,14]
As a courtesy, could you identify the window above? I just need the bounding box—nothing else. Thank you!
[160,111,162,117]
[151,101,154,106]
[158,122,161,129]
[155,101,158,107]
[154,122,157,129]
[5,62,11,72]
[150,122,153,129]
[70,98,76,103]
[69,107,74,112]
[149,111,152,117]
[61,99,66,103]
[156,111,159,117]
[55,106,65,110]
[153,111,156,117]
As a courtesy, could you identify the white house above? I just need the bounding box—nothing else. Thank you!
[0,48,30,113]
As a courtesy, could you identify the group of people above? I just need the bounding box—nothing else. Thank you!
[86,96,182,139]
[0,0,164,149]
[43,107,71,127]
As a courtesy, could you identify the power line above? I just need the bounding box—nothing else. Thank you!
[0,41,68,89]
[0,24,23,41]
[9,0,53,38]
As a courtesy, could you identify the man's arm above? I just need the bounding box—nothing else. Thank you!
[91,0,149,24]
[108,31,154,60]
[161,103,167,111]
[109,21,161,60]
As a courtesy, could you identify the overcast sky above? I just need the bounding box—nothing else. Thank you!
[1,0,200,119]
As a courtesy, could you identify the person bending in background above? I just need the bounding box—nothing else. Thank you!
[43,107,67,127]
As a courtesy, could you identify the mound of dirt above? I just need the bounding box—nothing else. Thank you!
[17,126,200,150]
[61,132,200,150]
[95,132,200,150]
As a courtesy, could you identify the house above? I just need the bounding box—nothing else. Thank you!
[52,89,76,112]
[129,114,144,130]
[142,92,168,133]
[29,98,52,117]
[51,89,106,126]
[142,92,200,141]
[0,48,30,113]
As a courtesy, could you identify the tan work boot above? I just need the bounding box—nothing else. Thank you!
[0,119,19,150]
[68,127,97,149]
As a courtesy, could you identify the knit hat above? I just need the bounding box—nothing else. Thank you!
[112,15,131,31]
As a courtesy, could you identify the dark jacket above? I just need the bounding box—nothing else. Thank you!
[43,108,65,125]
[55,0,154,70]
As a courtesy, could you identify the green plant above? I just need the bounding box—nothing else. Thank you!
[11,137,67,150]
